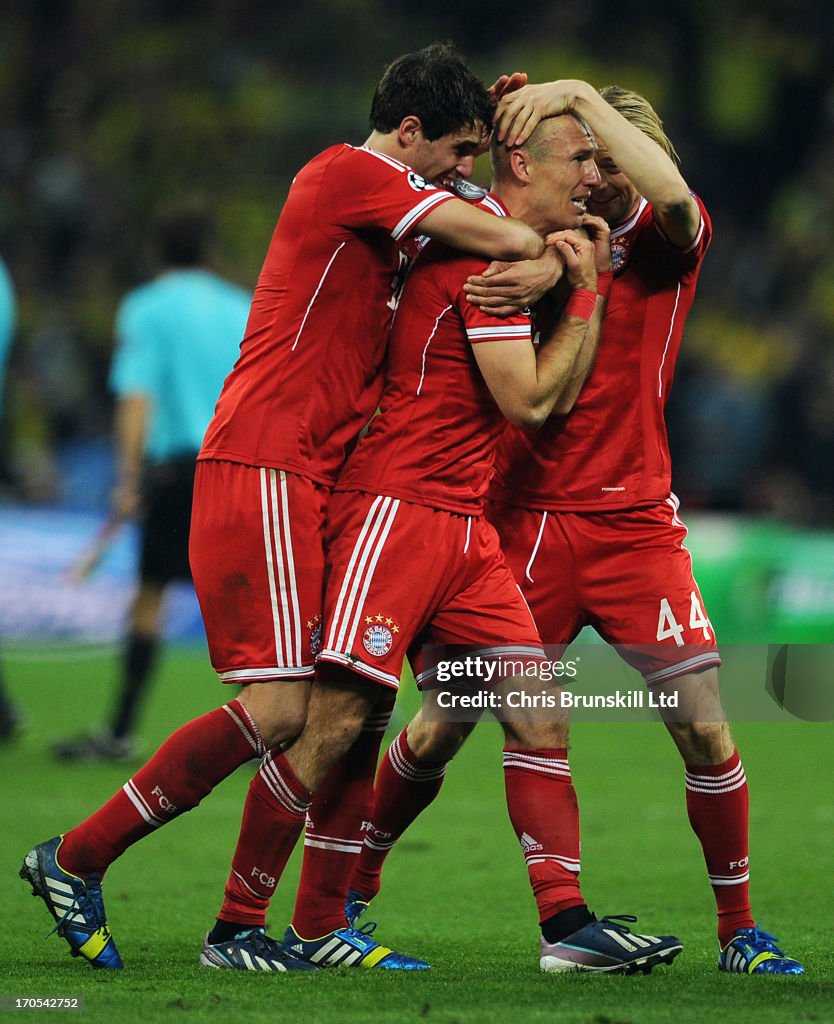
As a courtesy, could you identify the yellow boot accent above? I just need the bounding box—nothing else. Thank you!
[77,929,110,962]
[360,944,393,968]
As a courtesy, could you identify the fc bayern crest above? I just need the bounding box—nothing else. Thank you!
[611,239,630,272]
[306,614,323,657]
[310,623,322,657]
[363,623,394,657]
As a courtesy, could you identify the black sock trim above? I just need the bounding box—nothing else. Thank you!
[207,920,255,944]
[541,904,595,944]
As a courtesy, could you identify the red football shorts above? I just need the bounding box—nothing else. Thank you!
[318,491,543,690]
[486,494,720,684]
[189,460,329,683]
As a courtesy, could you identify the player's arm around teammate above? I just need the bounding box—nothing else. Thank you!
[471,228,597,428]
[494,78,699,244]
[464,213,612,415]
[362,109,545,264]
[414,68,546,262]
[419,188,544,262]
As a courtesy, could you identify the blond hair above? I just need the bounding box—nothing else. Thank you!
[599,85,680,165]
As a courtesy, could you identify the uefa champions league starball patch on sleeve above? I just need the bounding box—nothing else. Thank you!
[407,171,434,191]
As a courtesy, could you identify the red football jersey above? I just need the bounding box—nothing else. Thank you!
[490,194,712,510]
[200,144,454,486]
[336,195,533,515]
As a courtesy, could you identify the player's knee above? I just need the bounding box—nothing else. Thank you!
[237,680,311,748]
[318,714,365,755]
[305,666,378,755]
[407,718,469,761]
[263,704,309,748]
[501,720,569,750]
[667,719,733,764]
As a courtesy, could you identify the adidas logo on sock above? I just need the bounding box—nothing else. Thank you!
[520,832,543,852]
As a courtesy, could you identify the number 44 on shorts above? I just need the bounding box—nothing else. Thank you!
[656,593,712,646]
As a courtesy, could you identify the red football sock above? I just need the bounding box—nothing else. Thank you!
[59,700,263,877]
[349,728,448,903]
[503,748,584,923]
[685,748,754,944]
[218,750,312,927]
[291,696,395,937]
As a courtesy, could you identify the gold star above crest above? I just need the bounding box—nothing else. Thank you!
[365,616,374,624]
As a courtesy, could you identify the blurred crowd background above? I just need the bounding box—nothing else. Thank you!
[1,0,833,524]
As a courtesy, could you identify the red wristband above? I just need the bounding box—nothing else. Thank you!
[596,270,614,299]
[565,288,597,323]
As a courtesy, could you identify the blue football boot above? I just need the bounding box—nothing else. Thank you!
[20,836,123,969]
[539,914,682,974]
[719,925,805,974]
[200,927,318,971]
[344,889,371,929]
[283,922,428,969]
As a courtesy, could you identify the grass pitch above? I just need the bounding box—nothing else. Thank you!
[1,645,832,1023]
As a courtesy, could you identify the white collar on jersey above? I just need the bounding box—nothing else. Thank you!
[479,193,507,217]
[610,196,649,240]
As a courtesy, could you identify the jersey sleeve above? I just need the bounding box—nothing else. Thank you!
[109,294,161,397]
[331,147,456,241]
[652,192,712,270]
[430,248,533,345]
[460,288,533,345]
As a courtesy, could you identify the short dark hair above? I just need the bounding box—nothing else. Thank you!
[369,42,494,142]
[153,204,215,267]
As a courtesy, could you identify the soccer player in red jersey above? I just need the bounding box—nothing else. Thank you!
[345,81,804,975]
[213,111,684,974]
[19,44,548,974]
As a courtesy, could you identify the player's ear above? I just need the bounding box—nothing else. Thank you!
[509,146,532,184]
[397,116,423,147]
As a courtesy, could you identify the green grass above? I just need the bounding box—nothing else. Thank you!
[1,645,832,1023]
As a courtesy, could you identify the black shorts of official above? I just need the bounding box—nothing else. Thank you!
[140,456,197,587]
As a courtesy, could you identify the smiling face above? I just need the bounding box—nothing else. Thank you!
[518,114,601,233]
[408,124,486,185]
[587,141,641,227]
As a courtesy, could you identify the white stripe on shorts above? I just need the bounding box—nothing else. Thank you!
[326,496,400,654]
[274,470,303,666]
[259,468,303,670]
